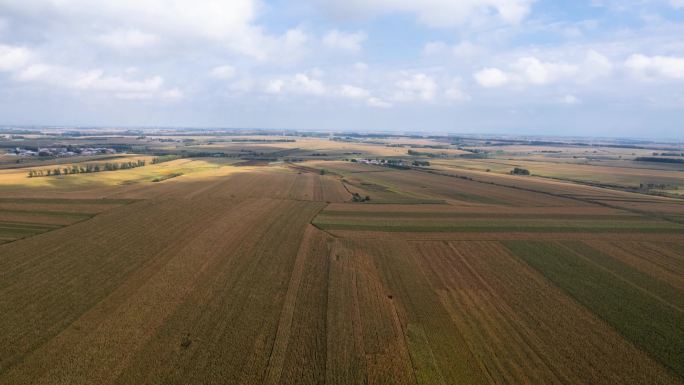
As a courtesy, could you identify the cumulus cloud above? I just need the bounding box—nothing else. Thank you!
[265,73,326,95]
[323,30,367,53]
[321,0,535,27]
[0,45,32,71]
[0,0,301,61]
[393,73,437,101]
[339,84,370,99]
[625,54,684,80]
[512,57,577,85]
[474,68,509,87]
[13,63,180,100]
[474,51,613,88]
[292,73,326,95]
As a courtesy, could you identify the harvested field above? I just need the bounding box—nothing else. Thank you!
[1,154,683,384]
[405,240,680,384]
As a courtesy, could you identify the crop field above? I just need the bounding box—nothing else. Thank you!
[0,197,134,244]
[1,137,683,384]
[431,156,684,196]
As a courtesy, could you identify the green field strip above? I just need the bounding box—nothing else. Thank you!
[319,211,648,220]
[313,216,684,233]
[0,227,58,238]
[405,323,447,385]
[502,240,684,378]
[0,209,96,219]
[372,242,488,384]
[356,198,447,204]
[0,221,63,230]
[0,215,90,240]
[559,241,684,311]
[314,223,684,233]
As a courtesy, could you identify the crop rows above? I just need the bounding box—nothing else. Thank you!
[503,240,684,378]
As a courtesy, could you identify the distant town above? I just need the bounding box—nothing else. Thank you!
[8,147,118,157]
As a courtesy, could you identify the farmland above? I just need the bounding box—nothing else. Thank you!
[0,129,682,384]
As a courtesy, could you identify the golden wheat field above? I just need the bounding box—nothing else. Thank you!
[0,152,682,385]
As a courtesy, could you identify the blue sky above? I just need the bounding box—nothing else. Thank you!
[0,0,683,138]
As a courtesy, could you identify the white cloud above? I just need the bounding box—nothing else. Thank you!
[474,52,612,88]
[95,29,160,50]
[13,63,181,100]
[0,0,298,60]
[670,0,684,8]
[625,54,684,80]
[265,73,326,96]
[256,27,311,63]
[394,73,437,101]
[512,57,577,85]
[560,94,581,105]
[210,65,237,79]
[474,67,509,87]
[367,97,392,108]
[339,84,370,99]
[0,44,32,71]
[323,30,367,53]
[293,73,326,95]
[72,70,164,93]
[322,0,535,28]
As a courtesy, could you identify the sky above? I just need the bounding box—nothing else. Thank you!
[0,0,683,138]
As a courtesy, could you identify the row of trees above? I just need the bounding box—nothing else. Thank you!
[28,160,146,178]
[152,155,183,164]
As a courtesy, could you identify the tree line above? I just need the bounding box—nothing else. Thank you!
[28,160,146,178]
[151,155,184,164]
